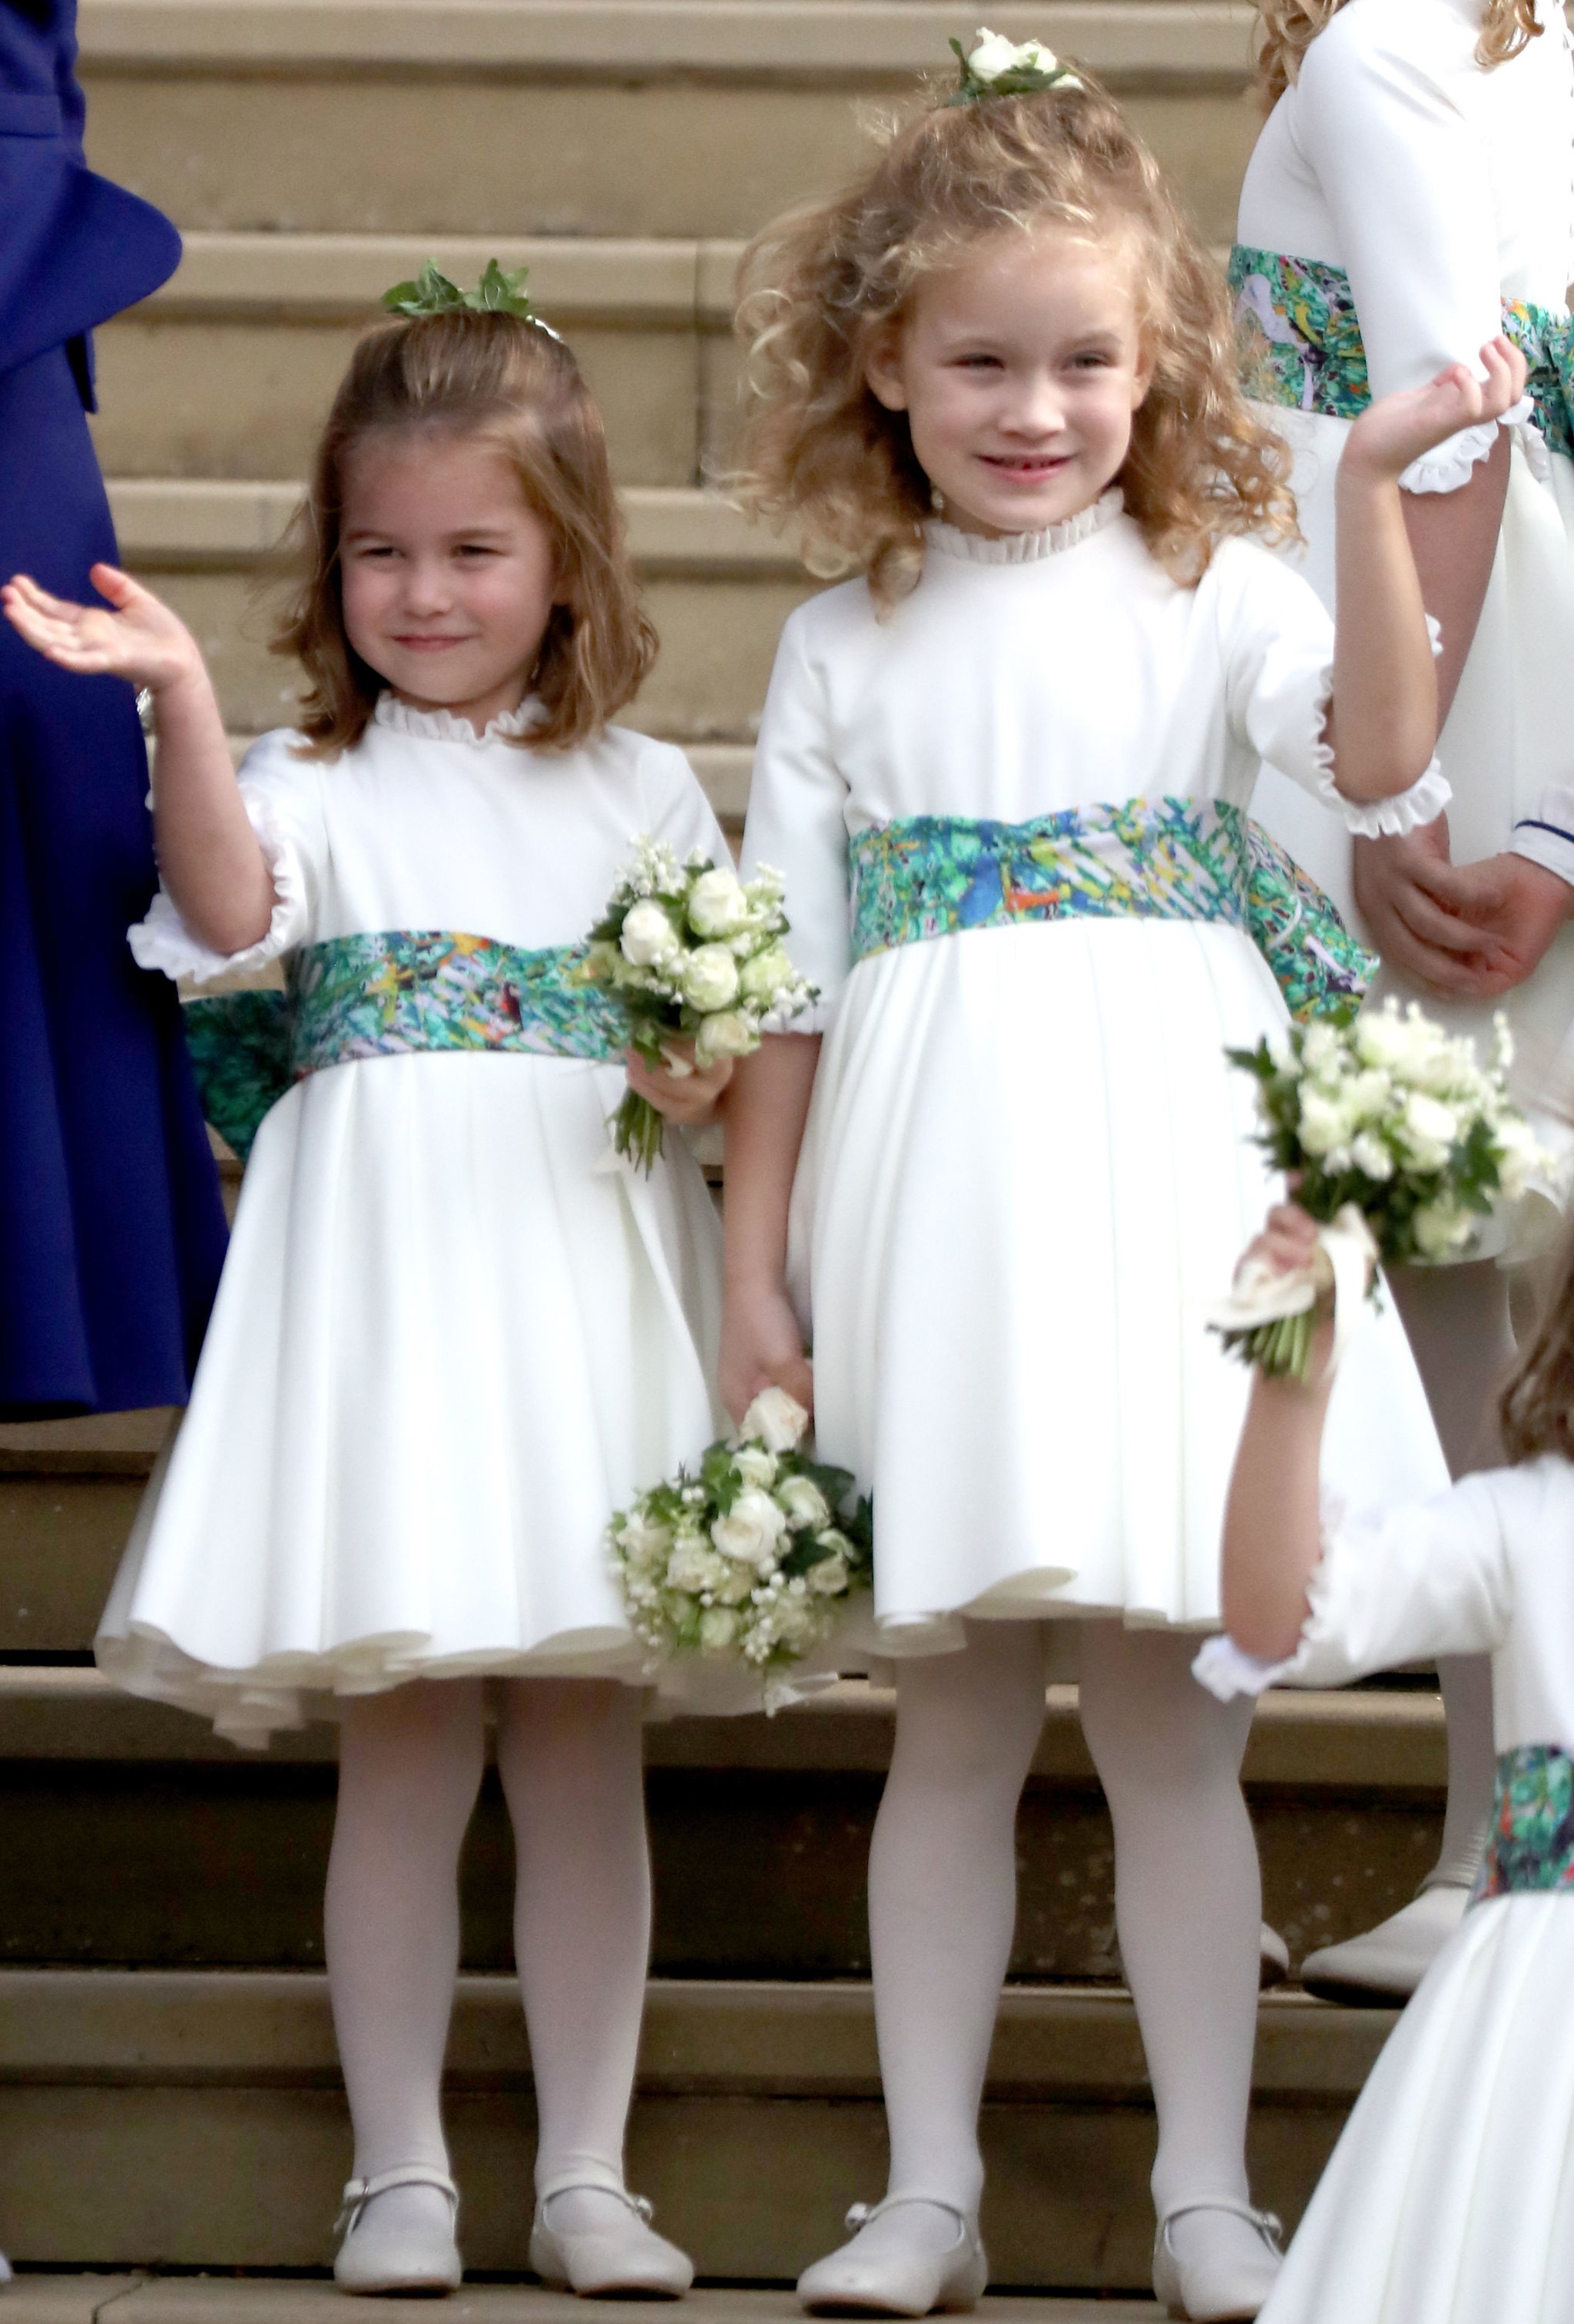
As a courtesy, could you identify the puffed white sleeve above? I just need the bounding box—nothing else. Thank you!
[1195,1469,1514,1701]
[1296,20,1533,494]
[128,728,325,985]
[739,608,853,1033]
[637,737,734,868]
[1218,541,1450,836]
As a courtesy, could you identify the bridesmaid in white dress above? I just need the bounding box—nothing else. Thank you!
[1201,1198,1574,2323]
[4,299,729,2300]
[1237,0,1574,1999]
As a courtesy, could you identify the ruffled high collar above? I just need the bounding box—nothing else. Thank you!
[925,488,1124,566]
[374,693,538,745]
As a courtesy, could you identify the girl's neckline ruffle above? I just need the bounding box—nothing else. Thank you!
[925,488,1124,566]
[373,693,539,745]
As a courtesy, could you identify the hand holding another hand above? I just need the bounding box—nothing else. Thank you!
[1354,817,1572,998]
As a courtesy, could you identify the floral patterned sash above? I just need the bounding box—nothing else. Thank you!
[1473,1743,1574,1903]
[847,797,1374,1024]
[183,929,626,1161]
[1229,244,1574,462]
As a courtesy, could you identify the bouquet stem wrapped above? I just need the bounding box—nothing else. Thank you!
[577,839,817,1171]
[1214,1002,1544,1382]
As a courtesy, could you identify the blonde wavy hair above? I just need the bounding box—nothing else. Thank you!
[272,309,655,757]
[1255,0,1541,107]
[730,75,1297,607]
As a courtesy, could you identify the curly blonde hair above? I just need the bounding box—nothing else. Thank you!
[272,308,655,757]
[1254,0,1541,108]
[730,75,1297,607]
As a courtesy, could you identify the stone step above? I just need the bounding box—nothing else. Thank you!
[0,1647,1444,1975]
[92,234,746,488]
[0,1970,1388,2283]
[104,479,811,744]
[78,3,1258,245]
[0,2290,1161,2324]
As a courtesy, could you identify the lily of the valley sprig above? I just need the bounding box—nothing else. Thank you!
[946,28,1083,104]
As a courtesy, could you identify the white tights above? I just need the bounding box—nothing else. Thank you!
[325,1677,651,2236]
[860,1619,1257,2252]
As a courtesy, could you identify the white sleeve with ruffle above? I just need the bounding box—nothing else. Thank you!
[1296,15,1531,495]
[1218,540,1450,835]
[739,609,853,1034]
[1194,1469,1514,1701]
[128,730,323,985]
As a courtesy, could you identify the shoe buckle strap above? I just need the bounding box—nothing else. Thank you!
[842,2196,970,2237]
[538,2175,654,2224]
[1159,2200,1283,2253]
[336,2164,459,2237]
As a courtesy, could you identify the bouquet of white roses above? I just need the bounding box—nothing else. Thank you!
[1214,1001,1544,1381]
[609,1387,873,1707]
[578,837,817,1171]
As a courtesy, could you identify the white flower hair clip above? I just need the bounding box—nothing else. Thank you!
[946,27,1082,104]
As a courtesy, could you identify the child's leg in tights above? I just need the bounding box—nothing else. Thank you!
[852,1621,1049,2258]
[1078,1621,1261,2261]
[326,1679,488,2241]
[495,1677,652,2231]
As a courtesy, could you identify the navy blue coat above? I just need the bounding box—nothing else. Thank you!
[1,0,227,1415]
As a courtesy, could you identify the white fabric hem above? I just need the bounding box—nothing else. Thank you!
[1398,400,1535,496]
[127,790,307,985]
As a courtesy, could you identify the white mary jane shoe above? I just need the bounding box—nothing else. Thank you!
[529,2175,694,2298]
[1299,1880,1468,2005]
[333,2165,462,2296]
[797,2197,988,2318]
[1152,2200,1283,2322]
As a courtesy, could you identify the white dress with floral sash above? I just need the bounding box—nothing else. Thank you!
[740,498,1449,1642]
[1199,1455,1574,2322]
[1238,0,1574,1107]
[96,697,730,1743]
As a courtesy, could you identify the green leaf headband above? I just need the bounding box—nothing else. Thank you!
[380,258,565,342]
[946,27,1082,104]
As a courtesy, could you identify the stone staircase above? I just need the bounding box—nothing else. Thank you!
[0,0,1444,2298]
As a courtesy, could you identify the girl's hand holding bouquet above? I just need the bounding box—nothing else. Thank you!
[578,836,817,1170]
[1214,1000,1545,1382]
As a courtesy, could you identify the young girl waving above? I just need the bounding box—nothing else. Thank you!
[721,52,1511,2322]
[1203,1201,1574,2320]
[3,298,731,2298]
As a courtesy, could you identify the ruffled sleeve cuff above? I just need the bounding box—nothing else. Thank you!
[1307,613,1451,836]
[127,787,312,985]
[1399,399,1536,497]
[1192,1497,1374,1702]
[1191,1633,1301,1701]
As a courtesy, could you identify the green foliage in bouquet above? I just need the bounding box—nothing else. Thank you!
[577,837,817,1171]
[610,1389,873,1704]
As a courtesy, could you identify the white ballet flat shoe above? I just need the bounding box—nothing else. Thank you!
[797,2197,989,2317]
[1258,1924,1289,1991]
[333,2165,462,2296]
[0,2250,10,2286]
[529,2176,694,2298]
[1299,1881,1468,2005]
[1152,2200,1283,2322]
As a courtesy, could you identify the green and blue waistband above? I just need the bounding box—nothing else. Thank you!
[848,797,1374,1025]
[183,929,625,1160]
[1229,243,1574,461]
[1473,1744,1574,1903]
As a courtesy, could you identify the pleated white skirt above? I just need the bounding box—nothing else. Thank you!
[788,915,1446,1643]
[97,1048,727,1741]
[1261,1893,1574,2324]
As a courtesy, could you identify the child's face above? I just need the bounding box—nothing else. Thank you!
[866,223,1153,538]
[340,431,558,730]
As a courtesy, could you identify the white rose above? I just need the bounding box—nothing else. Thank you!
[694,1010,758,1068]
[1353,1005,1414,1072]
[712,1486,790,1568]
[742,1385,811,1454]
[1350,1131,1395,1182]
[1297,1089,1354,1157]
[806,1552,850,1596]
[967,28,1057,80]
[1413,1198,1475,1260]
[734,1445,778,1488]
[1344,1069,1392,1123]
[681,944,741,1012]
[1398,1091,1460,1173]
[1495,1117,1543,1202]
[621,899,678,968]
[617,1511,673,1569]
[777,1474,831,1530]
[714,1563,755,1605]
[665,1539,727,1594]
[698,1607,740,1652]
[687,867,750,938]
[1300,1021,1344,1077]
[738,942,796,1008]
